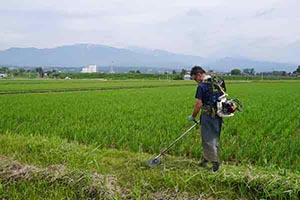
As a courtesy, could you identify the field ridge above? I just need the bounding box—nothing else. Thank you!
[0,83,194,95]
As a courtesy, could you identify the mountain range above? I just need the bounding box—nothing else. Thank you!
[0,44,296,72]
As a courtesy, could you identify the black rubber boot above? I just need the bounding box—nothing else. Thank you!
[199,159,208,168]
[212,161,219,172]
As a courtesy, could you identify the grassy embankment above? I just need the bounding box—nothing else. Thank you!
[1,133,300,199]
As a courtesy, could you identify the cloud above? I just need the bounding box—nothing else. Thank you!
[185,8,205,17]
[0,0,300,63]
[254,8,275,17]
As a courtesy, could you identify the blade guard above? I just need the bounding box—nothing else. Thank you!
[147,158,161,167]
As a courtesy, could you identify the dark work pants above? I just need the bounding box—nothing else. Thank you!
[201,114,223,162]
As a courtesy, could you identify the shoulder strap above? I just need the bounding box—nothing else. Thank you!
[211,76,226,93]
[199,82,211,93]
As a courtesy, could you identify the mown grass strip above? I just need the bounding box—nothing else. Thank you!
[0,79,194,93]
[0,83,194,95]
[1,133,300,199]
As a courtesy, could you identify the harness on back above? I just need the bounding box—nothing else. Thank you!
[201,76,242,118]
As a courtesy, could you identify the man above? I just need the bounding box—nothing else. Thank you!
[188,66,223,172]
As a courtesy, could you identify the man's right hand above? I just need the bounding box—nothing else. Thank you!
[187,115,195,121]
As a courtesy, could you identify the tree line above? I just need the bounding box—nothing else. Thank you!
[0,67,58,78]
[230,66,300,76]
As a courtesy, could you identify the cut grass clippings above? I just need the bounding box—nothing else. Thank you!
[0,156,120,199]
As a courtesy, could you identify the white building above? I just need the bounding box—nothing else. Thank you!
[0,74,7,78]
[183,74,191,80]
[81,65,97,73]
[109,66,115,74]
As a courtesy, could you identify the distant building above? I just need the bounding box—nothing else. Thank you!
[109,66,115,74]
[81,65,97,73]
[183,74,191,80]
[0,74,7,78]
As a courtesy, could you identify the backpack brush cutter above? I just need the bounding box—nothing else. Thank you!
[147,120,200,167]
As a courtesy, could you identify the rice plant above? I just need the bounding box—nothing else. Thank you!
[0,81,299,171]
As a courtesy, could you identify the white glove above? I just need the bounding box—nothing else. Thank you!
[187,115,195,121]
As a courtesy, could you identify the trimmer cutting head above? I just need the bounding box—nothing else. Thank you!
[147,158,161,167]
[232,98,243,112]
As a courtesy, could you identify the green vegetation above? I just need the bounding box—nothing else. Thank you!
[49,72,300,81]
[0,67,36,79]
[0,78,299,94]
[1,134,300,199]
[0,79,193,93]
[1,65,299,81]
[1,82,300,169]
[0,80,300,198]
[50,72,179,80]
[295,66,300,75]
[231,68,241,75]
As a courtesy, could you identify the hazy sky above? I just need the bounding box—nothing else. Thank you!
[1,0,300,63]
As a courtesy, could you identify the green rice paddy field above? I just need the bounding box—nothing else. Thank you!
[0,79,300,199]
